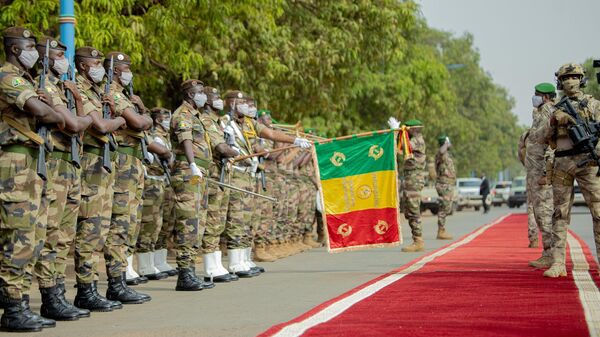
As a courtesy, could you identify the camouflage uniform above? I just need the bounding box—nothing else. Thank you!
[402,132,427,238]
[435,146,456,229]
[0,62,44,300]
[74,73,116,284]
[170,100,210,268]
[274,151,291,242]
[525,103,554,255]
[253,139,277,246]
[156,185,175,250]
[297,160,316,235]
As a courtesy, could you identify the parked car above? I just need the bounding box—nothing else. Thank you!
[508,176,526,208]
[456,178,482,211]
[420,185,440,215]
[573,181,586,207]
[491,181,512,206]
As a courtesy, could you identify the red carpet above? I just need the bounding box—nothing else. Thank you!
[260,214,600,337]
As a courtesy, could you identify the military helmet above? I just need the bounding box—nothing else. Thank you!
[555,63,585,79]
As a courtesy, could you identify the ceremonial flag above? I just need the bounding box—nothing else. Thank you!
[314,131,401,252]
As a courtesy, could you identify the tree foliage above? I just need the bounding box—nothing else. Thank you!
[0,0,524,176]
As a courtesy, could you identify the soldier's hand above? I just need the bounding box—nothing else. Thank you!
[102,94,115,113]
[130,95,146,112]
[552,110,576,126]
[387,116,401,129]
[293,137,312,149]
[63,81,82,101]
[190,162,203,179]
[36,89,51,105]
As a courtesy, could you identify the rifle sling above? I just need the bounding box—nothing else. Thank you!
[2,115,44,145]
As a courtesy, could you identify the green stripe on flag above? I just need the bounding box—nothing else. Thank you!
[316,132,396,180]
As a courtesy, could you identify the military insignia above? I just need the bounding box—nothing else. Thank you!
[50,40,58,48]
[91,49,98,57]
[357,185,372,199]
[237,92,242,98]
[22,30,31,38]
[178,121,190,129]
[212,88,217,93]
[374,220,389,235]
[114,93,121,101]
[117,54,124,61]
[11,78,25,87]
[330,152,346,167]
[368,145,384,160]
[337,223,352,237]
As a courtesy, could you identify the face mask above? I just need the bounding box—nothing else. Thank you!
[562,78,581,95]
[52,57,69,75]
[120,71,133,86]
[531,95,543,108]
[237,103,249,116]
[193,92,207,108]
[248,107,257,118]
[18,49,39,69]
[159,119,170,130]
[212,99,224,111]
[88,65,106,83]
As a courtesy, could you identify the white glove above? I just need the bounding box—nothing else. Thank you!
[387,116,400,129]
[294,137,312,149]
[189,162,203,179]
[445,137,451,146]
[223,125,236,140]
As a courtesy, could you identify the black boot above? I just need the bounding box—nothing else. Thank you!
[144,271,168,280]
[176,268,204,291]
[120,273,150,302]
[191,267,214,289]
[22,295,55,328]
[92,281,122,310]
[204,273,237,283]
[0,298,42,332]
[106,275,149,304]
[165,269,178,277]
[74,283,114,312]
[40,286,80,321]
[56,281,90,318]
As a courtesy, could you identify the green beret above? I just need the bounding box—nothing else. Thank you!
[438,134,448,145]
[304,128,316,134]
[258,109,271,117]
[403,119,422,127]
[535,82,555,94]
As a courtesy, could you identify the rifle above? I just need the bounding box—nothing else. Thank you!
[36,40,51,181]
[65,65,81,169]
[257,138,267,191]
[555,96,600,175]
[102,56,117,173]
[159,158,172,186]
[126,79,152,165]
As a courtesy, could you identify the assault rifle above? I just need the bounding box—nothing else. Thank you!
[102,56,118,173]
[36,40,51,180]
[555,96,600,175]
[65,65,81,169]
[257,138,267,191]
[159,158,172,186]
[126,79,152,165]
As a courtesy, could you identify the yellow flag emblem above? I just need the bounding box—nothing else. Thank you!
[330,152,346,167]
[374,220,389,235]
[368,145,384,160]
[337,223,352,237]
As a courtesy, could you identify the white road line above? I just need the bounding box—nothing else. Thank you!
[271,214,511,337]
[567,233,600,337]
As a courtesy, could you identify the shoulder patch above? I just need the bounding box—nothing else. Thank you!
[114,93,121,101]
[12,77,26,87]
[178,120,191,129]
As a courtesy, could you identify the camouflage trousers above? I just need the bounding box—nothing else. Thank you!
[286,175,302,238]
[225,170,255,249]
[108,152,143,278]
[156,185,175,250]
[252,171,276,246]
[171,161,206,268]
[435,181,455,228]
[0,151,44,300]
[402,169,425,238]
[272,170,289,243]
[202,167,230,254]
[297,176,316,235]
[35,156,81,288]
[526,172,553,256]
[551,154,600,265]
[75,151,115,284]
[136,177,166,253]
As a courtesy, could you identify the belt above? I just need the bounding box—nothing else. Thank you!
[175,154,210,169]
[116,146,144,161]
[555,148,586,157]
[1,144,38,158]
[146,175,166,181]
[49,149,72,162]
[83,145,117,160]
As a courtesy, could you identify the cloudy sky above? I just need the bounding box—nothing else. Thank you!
[419,0,600,125]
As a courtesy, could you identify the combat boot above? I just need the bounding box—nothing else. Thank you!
[39,286,80,321]
[244,247,265,273]
[0,298,42,332]
[93,281,122,309]
[254,244,277,262]
[154,249,177,277]
[528,239,539,248]
[22,295,55,328]
[106,274,150,304]
[543,263,567,278]
[57,279,90,318]
[401,237,424,252]
[297,236,312,251]
[304,234,322,248]
[137,252,168,280]
[227,248,257,278]
[203,252,236,283]
[436,228,453,240]
[176,268,204,291]
[529,256,553,268]
[74,282,114,312]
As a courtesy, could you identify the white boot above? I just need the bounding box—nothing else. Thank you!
[215,250,231,276]
[126,255,140,281]
[137,252,161,276]
[154,249,175,273]
[203,252,229,278]
[227,249,251,273]
[244,247,257,268]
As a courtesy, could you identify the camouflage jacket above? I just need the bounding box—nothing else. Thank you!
[171,100,211,161]
[435,148,456,184]
[404,132,426,171]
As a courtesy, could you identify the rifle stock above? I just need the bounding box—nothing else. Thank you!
[65,66,81,169]
[36,40,50,181]
[102,56,115,173]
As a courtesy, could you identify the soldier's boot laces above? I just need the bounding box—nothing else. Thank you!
[436,228,453,240]
[57,280,90,318]
[401,237,425,252]
[176,268,205,291]
[0,298,43,332]
[528,256,554,269]
[94,281,123,309]
[254,245,277,262]
[543,263,567,278]
[22,295,55,328]
[74,282,115,312]
[528,239,539,248]
[106,274,151,303]
[40,285,80,321]
[304,234,322,248]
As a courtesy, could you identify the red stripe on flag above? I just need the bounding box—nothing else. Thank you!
[326,207,399,249]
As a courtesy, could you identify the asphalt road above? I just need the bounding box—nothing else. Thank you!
[7,204,597,337]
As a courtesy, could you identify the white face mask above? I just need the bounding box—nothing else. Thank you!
[18,49,39,69]
[120,71,133,86]
[52,57,69,75]
[531,95,543,108]
[159,119,170,130]
[193,92,207,108]
[88,65,106,83]
[248,106,257,118]
[237,103,249,116]
[212,99,224,111]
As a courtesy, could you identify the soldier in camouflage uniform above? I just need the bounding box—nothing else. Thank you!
[0,27,66,332]
[542,64,600,278]
[398,119,426,252]
[435,134,455,240]
[170,79,214,290]
[153,181,177,276]
[298,150,321,248]
[30,37,93,321]
[525,83,556,268]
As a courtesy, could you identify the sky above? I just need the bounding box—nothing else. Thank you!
[419,0,600,125]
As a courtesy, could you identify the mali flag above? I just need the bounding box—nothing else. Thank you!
[314,131,401,252]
